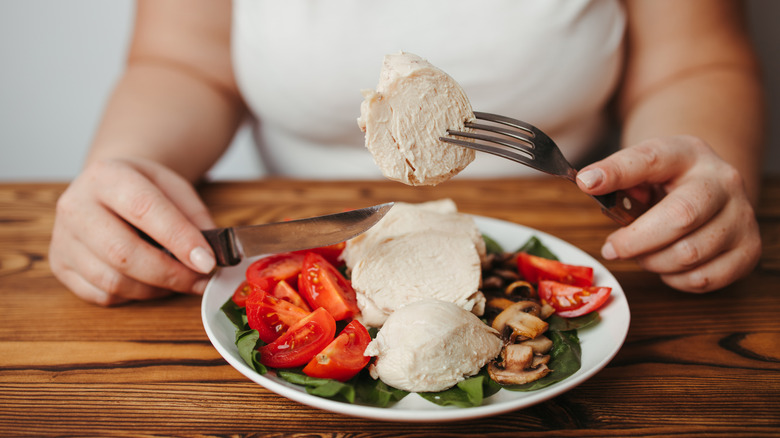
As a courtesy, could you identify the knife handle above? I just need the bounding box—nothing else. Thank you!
[594,190,651,226]
[202,228,241,267]
[138,228,240,267]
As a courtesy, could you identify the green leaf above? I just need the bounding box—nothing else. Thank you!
[503,330,582,392]
[278,370,357,403]
[482,233,505,255]
[221,298,248,330]
[419,368,500,408]
[516,236,558,260]
[235,328,267,374]
[354,371,409,407]
[547,312,601,332]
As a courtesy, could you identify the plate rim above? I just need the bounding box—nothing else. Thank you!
[201,214,630,422]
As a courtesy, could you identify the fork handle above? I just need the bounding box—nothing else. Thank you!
[593,190,650,226]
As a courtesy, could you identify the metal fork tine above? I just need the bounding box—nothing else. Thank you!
[473,111,537,136]
[446,128,534,157]
[441,132,536,166]
[441,111,649,225]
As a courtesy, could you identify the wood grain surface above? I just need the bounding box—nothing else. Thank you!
[1,178,778,437]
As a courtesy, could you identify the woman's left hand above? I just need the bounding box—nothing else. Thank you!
[576,135,762,293]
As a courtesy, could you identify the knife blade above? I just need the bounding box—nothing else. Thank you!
[202,202,394,266]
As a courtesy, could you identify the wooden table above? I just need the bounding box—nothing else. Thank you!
[1,178,778,437]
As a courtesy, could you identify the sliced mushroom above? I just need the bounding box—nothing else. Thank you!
[487,343,551,385]
[491,301,549,343]
[540,303,556,320]
[504,280,536,299]
[522,335,553,355]
[499,344,534,370]
[531,354,550,368]
[486,297,516,311]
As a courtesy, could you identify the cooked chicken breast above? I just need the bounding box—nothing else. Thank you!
[358,52,475,186]
[341,199,486,269]
[364,299,503,393]
[350,230,483,327]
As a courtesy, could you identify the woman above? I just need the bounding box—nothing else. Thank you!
[49,0,764,305]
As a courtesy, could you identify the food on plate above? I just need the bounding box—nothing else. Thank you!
[364,299,503,392]
[537,280,611,318]
[219,202,615,408]
[486,300,553,385]
[298,252,360,321]
[343,199,485,327]
[341,199,486,267]
[259,307,336,369]
[358,52,475,186]
[517,252,594,287]
[302,319,372,382]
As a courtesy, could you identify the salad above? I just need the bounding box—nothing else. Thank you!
[220,235,612,408]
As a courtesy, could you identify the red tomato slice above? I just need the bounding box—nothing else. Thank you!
[246,289,310,344]
[271,280,311,312]
[259,307,336,368]
[302,320,371,382]
[231,281,257,307]
[246,252,305,292]
[538,280,611,318]
[294,242,347,267]
[298,252,360,321]
[517,252,594,287]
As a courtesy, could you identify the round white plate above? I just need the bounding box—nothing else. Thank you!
[201,215,630,422]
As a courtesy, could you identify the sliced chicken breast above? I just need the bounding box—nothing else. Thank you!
[350,230,483,327]
[358,52,475,186]
[365,299,503,392]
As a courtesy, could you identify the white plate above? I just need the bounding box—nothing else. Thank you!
[201,215,630,422]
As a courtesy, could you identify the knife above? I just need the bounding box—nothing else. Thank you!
[201,202,394,266]
[139,202,394,266]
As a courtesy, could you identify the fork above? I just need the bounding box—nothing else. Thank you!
[440,111,648,226]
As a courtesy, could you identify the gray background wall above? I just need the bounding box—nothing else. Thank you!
[1,0,778,181]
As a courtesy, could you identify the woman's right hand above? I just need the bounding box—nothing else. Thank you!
[49,158,218,306]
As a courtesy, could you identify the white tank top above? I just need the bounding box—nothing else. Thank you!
[232,0,625,179]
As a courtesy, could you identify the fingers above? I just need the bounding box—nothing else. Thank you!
[131,158,217,230]
[91,159,217,275]
[579,136,761,293]
[657,221,761,293]
[576,136,707,195]
[49,158,216,306]
[602,176,728,258]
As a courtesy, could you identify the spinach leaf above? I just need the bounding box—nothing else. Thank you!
[278,369,408,407]
[235,328,267,374]
[222,298,266,373]
[547,312,601,332]
[516,236,559,260]
[419,368,501,408]
[221,298,248,330]
[278,370,356,403]
[354,371,409,407]
[482,233,505,255]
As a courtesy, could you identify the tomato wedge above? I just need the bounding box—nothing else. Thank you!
[538,280,611,318]
[246,289,310,344]
[294,242,346,267]
[259,307,336,368]
[298,252,360,321]
[246,252,305,292]
[231,281,256,307]
[302,320,371,382]
[271,279,311,312]
[517,252,594,287]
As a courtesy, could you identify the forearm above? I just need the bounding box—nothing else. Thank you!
[619,66,765,204]
[619,0,766,206]
[87,60,246,182]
